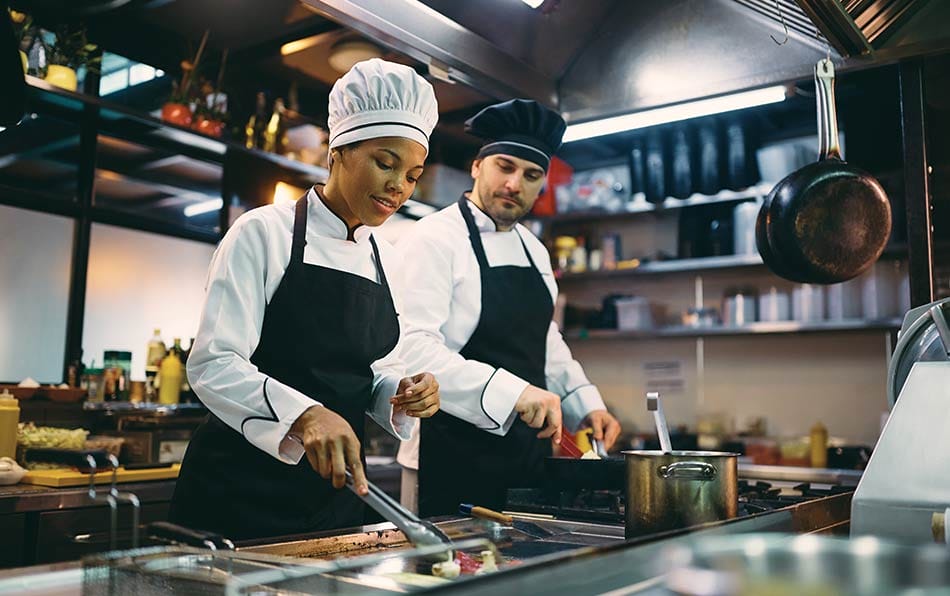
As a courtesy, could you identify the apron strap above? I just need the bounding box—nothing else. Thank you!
[291,194,309,264]
[368,235,389,288]
[458,195,540,272]
[457,195,490,270]
[514,228,540,270]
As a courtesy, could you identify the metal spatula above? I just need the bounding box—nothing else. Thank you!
[459,503,555,539]
[647,391,673,453]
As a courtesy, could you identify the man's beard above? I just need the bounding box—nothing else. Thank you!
[478,182,526,230]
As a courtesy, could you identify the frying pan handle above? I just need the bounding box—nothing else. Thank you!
[815,58,841,161]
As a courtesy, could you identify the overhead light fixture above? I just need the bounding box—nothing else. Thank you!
[521,0,544,7]
[561,85,788,143]
[281,35,323,56]
[184,198,223,218]
[327,39,385,73]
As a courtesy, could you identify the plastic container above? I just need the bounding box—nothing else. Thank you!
[792,284,825,322]
[615,297,654,330]
[0,390,20,459]
[757,287,791,322]
[826,279,863,320]
[722,288,757,326]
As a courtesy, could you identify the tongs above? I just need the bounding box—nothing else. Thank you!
[346,471,453,559]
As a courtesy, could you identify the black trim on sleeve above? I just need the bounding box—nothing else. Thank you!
[561,383,594,402]
[241,377,280,436]
[479,368,502,431]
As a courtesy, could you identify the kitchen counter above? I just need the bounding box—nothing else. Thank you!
[0,480,177,514]
[0,492,853,595]
[0,460,403,569]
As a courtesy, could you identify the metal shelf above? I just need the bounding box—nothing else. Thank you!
[563,318,903,341]
[82,401,207,414]
[533,184,772,225]
[25,76,330,183]
[557,254,766,280]
[557,244,908,281]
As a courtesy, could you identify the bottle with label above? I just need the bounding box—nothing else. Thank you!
[145,329,166,402]
[262,98,286,154]
[0,390,20,459]
[158,338,183,405]
[810,421,828,468]
[245,91,267,149]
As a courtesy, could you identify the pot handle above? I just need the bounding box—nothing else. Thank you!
[815,58,841,161]
[658,461,717,480]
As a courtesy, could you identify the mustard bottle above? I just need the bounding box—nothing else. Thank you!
[158,341,183,405]
[810,421,828,468]
[0,390,20,459]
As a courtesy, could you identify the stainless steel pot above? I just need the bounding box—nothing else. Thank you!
[622,450,738,539]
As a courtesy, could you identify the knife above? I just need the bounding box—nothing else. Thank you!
[459,503,554,539]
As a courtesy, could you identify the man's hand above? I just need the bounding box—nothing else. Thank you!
[583,410,622,451]
[515,385,562,444]
[390,372,440,418]
[290,405,367,495]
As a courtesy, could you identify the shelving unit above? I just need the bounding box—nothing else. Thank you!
[564,318,903,341]
[533,184,773,225]
[557,254,766,280]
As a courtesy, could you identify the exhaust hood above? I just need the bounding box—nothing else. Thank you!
[299,0,950,124]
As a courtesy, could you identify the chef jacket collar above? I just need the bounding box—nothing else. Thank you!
[465,192,514,234]
[309,186,373,243]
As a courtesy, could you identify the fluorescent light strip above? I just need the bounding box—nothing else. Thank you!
[281,35,322,56]
[521,0,544,7]
[562,85,788,143]
[184,198,223,217]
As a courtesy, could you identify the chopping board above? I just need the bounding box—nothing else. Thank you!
[21,464,180,487]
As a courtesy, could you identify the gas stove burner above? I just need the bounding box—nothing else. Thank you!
[738,480,782,499]
[793,482,854,497]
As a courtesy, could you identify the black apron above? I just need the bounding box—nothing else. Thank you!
[419,195,554,516]
[170,193,400,540]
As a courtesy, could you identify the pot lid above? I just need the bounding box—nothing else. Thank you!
[887,297,950,406]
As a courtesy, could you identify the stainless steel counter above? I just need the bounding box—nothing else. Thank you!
[0,480,176,514]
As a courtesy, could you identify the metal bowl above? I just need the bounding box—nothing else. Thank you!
[661,533,950,596]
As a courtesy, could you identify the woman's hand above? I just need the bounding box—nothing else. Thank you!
[390,372,440,418]
[290,405,367,494]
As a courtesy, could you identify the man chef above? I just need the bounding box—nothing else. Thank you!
[395,99,623,515]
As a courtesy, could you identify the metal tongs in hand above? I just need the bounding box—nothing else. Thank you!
[346,471,453,560]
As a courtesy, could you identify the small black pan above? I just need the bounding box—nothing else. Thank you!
[544,456,625,490]
[762,59,891,284]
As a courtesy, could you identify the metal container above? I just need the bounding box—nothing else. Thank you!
[622,450,738,538]
[662,533,950,596]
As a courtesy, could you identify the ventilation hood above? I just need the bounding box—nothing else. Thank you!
[299,0,950,123]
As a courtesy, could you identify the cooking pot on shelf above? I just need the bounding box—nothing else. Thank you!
[623,450,738,539]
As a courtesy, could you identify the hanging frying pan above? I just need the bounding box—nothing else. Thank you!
[761,59,891,284]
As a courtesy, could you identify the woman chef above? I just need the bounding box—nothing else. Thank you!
[170,59,441,540]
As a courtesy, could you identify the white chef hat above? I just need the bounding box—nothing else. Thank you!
[327,58,438,158]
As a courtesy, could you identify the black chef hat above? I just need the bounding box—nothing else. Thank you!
[464,99,566,172]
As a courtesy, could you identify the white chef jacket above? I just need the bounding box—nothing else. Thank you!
[187,187,414,466]
[396,197,606,469]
